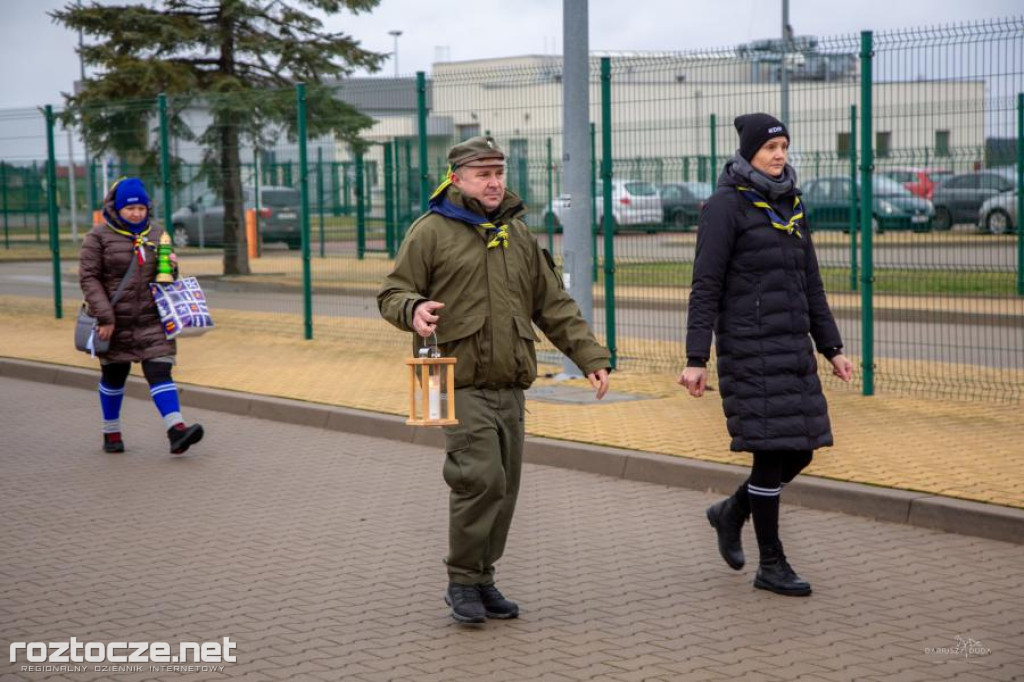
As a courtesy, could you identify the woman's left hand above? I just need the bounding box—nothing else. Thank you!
[830,354,854,382]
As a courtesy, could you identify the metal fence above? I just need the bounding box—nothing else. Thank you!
[3,17,1022,402]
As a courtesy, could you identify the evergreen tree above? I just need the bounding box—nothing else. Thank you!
[53,0,385,275]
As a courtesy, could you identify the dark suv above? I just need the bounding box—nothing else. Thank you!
[171,185,301,249]
[930,169,1016,231]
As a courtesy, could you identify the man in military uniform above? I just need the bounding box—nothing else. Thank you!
[378,136,611,624]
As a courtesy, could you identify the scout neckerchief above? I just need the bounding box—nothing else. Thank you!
[428,165,509,249]
[104,214,155,265]
[736,185,803,239]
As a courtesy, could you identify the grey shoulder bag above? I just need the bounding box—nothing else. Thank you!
[75,256,137,356]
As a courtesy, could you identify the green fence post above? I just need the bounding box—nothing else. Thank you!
[545,136,554,253]
[33,161,41,242]
[158,94,173,241]
[45,105,62,319]
[329,162,340,216]
[384,141,396,258]
[682,157,689,182]
[849,104,858,292]
[709,114,717,185]
[416,72,429,214]
[393,141,404,247]
[859,31,874,395]
[317,146,325,258]
[355,149,365,260]
[1017,93,1023,296]
[342,162,351,216]
[2,163,8,249]
[600,57,616,370]
[296,82,313,340]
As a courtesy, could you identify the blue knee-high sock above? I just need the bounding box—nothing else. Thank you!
[98,382,125,434]
[149,381,183,429]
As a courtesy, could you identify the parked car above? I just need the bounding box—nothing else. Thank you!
[170,185,301,249]
[877,166,952,200]
[977,192,1018,235]
[658,181,713,230]
[930,168,1017,231]
[801,175,934,233]
[545,179,663,231]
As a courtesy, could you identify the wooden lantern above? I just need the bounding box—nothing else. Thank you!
[405,355,458,426]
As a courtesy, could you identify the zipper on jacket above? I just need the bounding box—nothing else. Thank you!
[755,280,762,326]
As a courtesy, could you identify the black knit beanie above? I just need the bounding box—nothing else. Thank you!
[735,113,789,161]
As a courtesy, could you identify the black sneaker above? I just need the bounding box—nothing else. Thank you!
[478,583,519,619]
[103,432,125,453]
[444,582,486,624]
[168,423,204,455]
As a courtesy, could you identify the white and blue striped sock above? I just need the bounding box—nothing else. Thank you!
[98,382,125,434]
[149,381,183,429]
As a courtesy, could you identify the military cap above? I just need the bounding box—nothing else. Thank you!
[448,136,506,169]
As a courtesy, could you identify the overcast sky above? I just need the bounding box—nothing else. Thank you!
[1,0,1020,110]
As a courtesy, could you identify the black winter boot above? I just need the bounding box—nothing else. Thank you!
[478,583,519,619]
[444,582,486,624]
[706,495,749,570]
[168,423,204,455]
[754,542,811,596]
[103,432,125,453]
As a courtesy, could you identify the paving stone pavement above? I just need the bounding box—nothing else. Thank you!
[2,377,1023,682]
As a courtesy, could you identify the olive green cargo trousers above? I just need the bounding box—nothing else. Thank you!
[442,387,525,585]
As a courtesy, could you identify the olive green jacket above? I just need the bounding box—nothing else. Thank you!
[378,187,610,389]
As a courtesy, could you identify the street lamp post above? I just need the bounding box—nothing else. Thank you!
[388,30,402,78]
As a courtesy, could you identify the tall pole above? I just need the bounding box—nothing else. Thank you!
[389,30,402,78]
[1016,93,1023,296]
[859,31,874,396]
[45,105,63,319]
[561,0,593,377]
[780,0,790,126]
[416,71,429,214]
[296,83,313,340]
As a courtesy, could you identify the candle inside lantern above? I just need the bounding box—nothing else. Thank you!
[428,369,441,420]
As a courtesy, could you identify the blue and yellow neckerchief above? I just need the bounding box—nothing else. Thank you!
[736,185,803,239]
[428,165,509,249]
[104,217,154,264]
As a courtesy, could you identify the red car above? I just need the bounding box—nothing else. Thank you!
[878,167,952,200]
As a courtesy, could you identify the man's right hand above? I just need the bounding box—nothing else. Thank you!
[412,300,445,338]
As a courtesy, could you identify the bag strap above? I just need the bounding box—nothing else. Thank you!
[107,255,138,308]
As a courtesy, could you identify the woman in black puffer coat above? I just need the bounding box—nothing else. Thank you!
[679,114,853,597]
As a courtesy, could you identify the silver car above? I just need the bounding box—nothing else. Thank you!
[977,192,1018,235]
[545,179,663,231]
[170,186,301,249]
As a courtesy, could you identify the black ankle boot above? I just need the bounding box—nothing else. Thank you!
[444,582,486,624]
[168,423,204,455]
[754,542,811,596]
[706,495,749,570]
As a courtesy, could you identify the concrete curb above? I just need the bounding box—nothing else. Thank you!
[4,356,1021,546]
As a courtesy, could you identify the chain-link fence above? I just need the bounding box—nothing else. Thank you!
[3,17,1022,401]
